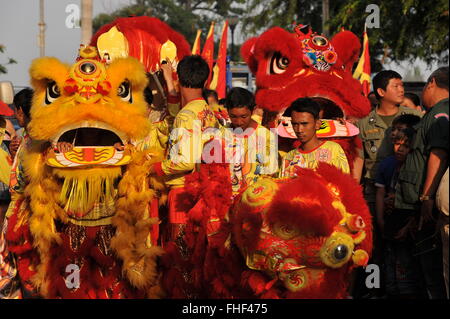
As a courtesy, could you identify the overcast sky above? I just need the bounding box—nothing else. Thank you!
[0,0,130,88]
[0,0,443,89]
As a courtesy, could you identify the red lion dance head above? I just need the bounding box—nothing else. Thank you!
[231,164,372,298]
[241,24,370,119]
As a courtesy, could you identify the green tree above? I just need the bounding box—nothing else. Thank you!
[241,0,449,71]
[0,45,17,75]
[328,0,449,67]
[93,0,245,44]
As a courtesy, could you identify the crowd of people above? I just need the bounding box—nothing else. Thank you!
[0,52,448,299]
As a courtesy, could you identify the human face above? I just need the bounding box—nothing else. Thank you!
[15,108,27,128]
[207,95,218,106]
[229,106,253,130]
[378,78,404,105]
[394,139,410,162]
[390,123,407,142]
[291,111,321,145]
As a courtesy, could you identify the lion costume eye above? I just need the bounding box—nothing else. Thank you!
[320,232,354,268]
[45,81,60,105]
[117,80,132,103]
[270,52,289,74]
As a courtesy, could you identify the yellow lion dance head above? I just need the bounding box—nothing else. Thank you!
[15,46,165,298]
[29,45,150,163]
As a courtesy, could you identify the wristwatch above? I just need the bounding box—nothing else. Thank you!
[419,194,434,202]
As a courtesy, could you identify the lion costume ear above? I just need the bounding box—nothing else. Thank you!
[106,57,148,93]
[29,57,70,95]
[241,37,258,74]
[331,30,361,72]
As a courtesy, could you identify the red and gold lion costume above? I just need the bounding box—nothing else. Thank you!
[161,25,373,299]
[3,45,167,299]
[242,25,371,171]
[164,161,372,299]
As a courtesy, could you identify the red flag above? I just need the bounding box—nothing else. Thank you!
[353,29,371,97]
[191,29,202,55]
[201,22,215,87]
[209,21,228,99]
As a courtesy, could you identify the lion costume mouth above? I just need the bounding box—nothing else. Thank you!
[51,121,127,146]
[46,121,131,168]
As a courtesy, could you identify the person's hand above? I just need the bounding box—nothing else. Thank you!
[395,217,417,240]
[253,107,264,117]
[56,142,73,153]
[419,199,435,230]
[335,117,346,125]
[9,136,21,158]
[113,142,125,151]
[161,59,177,96]
[160,60,173,79]
[384,193,395,212]
[346,116,359,124]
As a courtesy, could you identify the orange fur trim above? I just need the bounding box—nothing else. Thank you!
[112,148,167,297]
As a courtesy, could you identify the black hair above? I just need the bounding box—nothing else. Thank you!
[224,87,256,112]
[393,126,416,146]
[13,88,33,118]
[427,66,449,91]
[404,92,420,106]
[144,86,153,105]
[177,55,209,89]
[218,98,226,106]
[392,114,421,128]
[202,89,218,102]
[372,70,402,100]
[143,73,154,105]
[311,97,344,119]
[285,97,320,119]
[0,115,5,129]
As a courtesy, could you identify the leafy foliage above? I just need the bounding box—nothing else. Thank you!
[240,0,449,70]
[0,44,17,75]
[93,0,245,44]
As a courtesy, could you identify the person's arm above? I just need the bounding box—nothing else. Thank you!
[352,155,364,183]
[8,136,20,159]
[161,60,178,97]
[375,186,386,233]
[278,153,289,178]
[160,60,181,120]
[150,110,198,177]
[419,148,448,226]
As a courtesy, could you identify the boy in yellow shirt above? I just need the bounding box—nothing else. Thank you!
[149,55,219,240]
[280,98,350,177]
[214,87,278,196]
